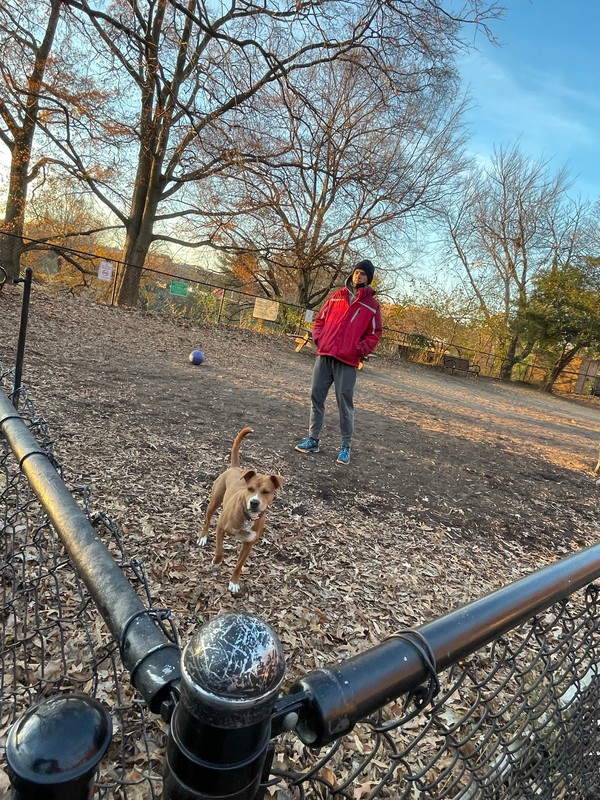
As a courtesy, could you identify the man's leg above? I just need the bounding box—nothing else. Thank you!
[309,356,334,440]
[332,360,357,447]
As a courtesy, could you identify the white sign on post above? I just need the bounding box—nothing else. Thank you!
[304,309,314,323]
[252,298,280,321]
[97,260,113,282]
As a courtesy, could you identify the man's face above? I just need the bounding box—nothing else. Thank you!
[352,268,368,287]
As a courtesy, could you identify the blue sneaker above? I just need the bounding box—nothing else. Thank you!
[295,436,320,453]
[336,446,351,465]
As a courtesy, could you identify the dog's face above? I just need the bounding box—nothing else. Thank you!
[240,469,284,519]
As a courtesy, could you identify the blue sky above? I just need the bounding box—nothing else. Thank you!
[459,1,600,203]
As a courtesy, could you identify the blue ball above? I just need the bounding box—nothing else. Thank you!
[189,349,204,365]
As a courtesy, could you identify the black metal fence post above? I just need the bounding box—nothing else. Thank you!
[111,261,120,306]
[5,693,112,799]
[12,266,33,410]
[163,612,285,800]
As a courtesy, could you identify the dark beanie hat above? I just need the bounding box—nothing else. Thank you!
[355,259,375,285]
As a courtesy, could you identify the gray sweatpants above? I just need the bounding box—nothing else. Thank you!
[309,355,357,448]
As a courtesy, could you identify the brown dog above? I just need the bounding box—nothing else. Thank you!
[198,427,284,594]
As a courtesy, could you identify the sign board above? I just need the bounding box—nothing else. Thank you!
[170,280,188,297]
[304,309,314,323]
[252,298,279,321]
[97,260,113,282]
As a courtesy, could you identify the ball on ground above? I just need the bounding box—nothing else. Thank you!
[189,349,204,365]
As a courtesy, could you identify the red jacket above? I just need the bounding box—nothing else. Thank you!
[312,282,382,368]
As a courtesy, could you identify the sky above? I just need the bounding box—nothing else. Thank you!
[459,0,600,204]
[3,0,600,289]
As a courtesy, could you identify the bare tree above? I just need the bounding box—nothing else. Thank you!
[0,0,63,280]
[36,0,503,305]
[184,53,470,307]
[0,0,121,280]
[443,145,591,379]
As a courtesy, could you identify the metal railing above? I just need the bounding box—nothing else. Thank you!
[0,372,175,798]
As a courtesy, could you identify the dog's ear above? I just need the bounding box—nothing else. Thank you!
[270,475,285,489]
[241,469,257,483]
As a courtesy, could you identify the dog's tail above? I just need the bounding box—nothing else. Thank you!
[230,427,253,468]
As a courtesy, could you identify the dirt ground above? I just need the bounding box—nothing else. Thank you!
[1,284,599,684]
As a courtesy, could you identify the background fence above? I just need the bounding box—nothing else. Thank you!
[2,355,600,798]
[86,261,597,391]
[7,230,597,393]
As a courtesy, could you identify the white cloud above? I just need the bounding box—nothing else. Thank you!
[458,47,600,201]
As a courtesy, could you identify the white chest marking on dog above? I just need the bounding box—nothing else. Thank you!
[231,518,257,543]
[240,521,257,542]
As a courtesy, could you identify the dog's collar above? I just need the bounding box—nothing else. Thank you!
[241,499,263,522]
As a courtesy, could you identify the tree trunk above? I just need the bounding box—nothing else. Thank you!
[114,0,174,307]
[298,269,312,309]
[1,127,36,279]
[498,334,519,381]
[0,177,26,280]
[0,0,61,280]
[115,100,165,306]
[115,131,164,305]
[542,347,580,393]
[116,224,155,306]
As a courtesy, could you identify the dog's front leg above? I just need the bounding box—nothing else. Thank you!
[197,509,214,547]
[228,540,256,595]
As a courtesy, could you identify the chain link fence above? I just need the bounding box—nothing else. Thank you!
[270,591,600,799]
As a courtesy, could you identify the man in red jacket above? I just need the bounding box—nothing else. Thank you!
[295,259,382,465]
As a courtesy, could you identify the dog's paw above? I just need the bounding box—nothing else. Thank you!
[212,554,223,565]
[197,536,207,547]
[228,581,241,595]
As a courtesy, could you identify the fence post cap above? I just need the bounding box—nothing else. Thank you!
[6,693,112,787]
[183,612,285,703]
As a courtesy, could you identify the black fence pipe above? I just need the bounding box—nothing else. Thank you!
[0,389,181,713]
[12,267,33,410]
[163,612,285,800]
[290,539,600,747]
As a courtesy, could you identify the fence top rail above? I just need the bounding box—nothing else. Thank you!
[289,537,600,747]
